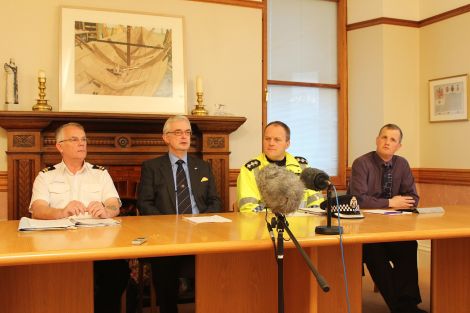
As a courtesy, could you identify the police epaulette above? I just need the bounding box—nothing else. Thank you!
[244,159,261,171]
[295,156,308,165]
[92,165,106,171]
[40,166,56,173]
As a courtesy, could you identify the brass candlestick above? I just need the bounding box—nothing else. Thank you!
[32,77,52,111]
[191,92,208,115]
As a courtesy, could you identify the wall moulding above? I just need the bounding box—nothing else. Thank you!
[190,0,264,9]
[347,4,470,31]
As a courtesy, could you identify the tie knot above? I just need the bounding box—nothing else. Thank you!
[176,159,185,166]
[383,163,392,170]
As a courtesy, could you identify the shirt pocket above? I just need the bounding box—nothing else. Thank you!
[82,183,102,207]
[49,183,70,209]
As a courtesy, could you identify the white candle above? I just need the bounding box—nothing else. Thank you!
[38,70,46,79]
[196,76,203,93]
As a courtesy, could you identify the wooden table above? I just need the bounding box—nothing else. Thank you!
[0,206,469,312]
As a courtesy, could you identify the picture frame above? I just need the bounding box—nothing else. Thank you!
[429,74,468,122]
[60,7,186,114]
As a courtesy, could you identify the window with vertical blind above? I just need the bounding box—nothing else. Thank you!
[267,0,345,181]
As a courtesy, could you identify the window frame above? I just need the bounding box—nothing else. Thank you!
[263,0,347,188]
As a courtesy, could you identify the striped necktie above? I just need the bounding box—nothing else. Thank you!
[176,159,192,214]
[382,163,393,199]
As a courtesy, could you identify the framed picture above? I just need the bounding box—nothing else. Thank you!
[60,8,186,114]
[429,74,468,122]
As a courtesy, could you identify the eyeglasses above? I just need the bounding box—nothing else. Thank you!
[58,137,88,144]
[166,130,192,137]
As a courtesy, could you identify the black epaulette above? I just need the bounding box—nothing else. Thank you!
[92,165,106,171]
[244,159,261,171]
[40,166,56,173]
[295,156,308,165]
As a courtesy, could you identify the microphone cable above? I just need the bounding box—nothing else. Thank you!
[265,209,277,260]
[331,185,351,313]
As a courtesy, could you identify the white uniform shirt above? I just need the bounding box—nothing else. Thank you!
[29,161,120,211]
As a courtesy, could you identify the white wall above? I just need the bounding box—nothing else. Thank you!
[348,1,421,166]
[0,0,263,170]
[348,0,470,169]
[419,0,470,19]
[347,26,385,161]
[419,13,470,168]
[382,25,420,164]
[347,0,420,24]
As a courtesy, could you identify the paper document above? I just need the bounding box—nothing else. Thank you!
[183,215,232,224]
[18,216,120,231]
[70,217,120,227]
[18,217,76,231]
[297,207,325,215]
[363,209,412,215]
[416,207,445,214]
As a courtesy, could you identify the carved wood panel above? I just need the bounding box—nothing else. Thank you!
[0,112,245,219]
[11,159,37,220]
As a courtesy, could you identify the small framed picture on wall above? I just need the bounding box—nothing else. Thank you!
[429,74,468,122]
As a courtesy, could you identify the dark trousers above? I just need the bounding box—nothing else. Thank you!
[148,255,195,313]
[363,241,422,313]
[94,259,130,313]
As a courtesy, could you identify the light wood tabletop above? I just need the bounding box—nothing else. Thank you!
[1,206,469,313]
[1,206,469,266]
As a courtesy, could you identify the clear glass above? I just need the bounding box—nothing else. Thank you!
[268,0,337,84]
[267,85,338,176]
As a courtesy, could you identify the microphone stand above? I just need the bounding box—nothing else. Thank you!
[315,184,343,235]
[275,217,285,313]
[269,214,330,313]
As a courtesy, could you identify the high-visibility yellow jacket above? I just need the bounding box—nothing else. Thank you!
[236,153,324,212]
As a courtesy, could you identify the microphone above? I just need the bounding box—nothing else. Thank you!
[301,168,343,235]
[300,168,331,191]
[256,164,304,215]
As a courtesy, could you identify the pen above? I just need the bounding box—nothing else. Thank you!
[384,211,402,215]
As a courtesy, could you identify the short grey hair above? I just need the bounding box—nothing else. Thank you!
[163,115,191,134]
[56,122,85,142]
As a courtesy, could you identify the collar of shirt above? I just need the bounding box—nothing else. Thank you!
[373,152,395,168]
[168,152,188,167]
[265,155,287,167]
[60,160,88,176]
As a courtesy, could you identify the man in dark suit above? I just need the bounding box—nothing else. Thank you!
[137,115,222,313]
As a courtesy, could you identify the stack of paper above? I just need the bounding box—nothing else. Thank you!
[70,217,120,227]
[18,216,120,231]
[18,217,76,231]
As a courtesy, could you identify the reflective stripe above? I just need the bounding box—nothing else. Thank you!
[239,197,259,207]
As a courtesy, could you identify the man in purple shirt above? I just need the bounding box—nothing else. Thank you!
[348,124,426,313]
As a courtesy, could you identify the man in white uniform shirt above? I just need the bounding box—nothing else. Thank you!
[29,122,129,313]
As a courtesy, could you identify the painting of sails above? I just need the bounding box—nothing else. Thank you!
[75,23,172,97]
[61,8,186,114]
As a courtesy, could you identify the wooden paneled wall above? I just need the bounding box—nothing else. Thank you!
[0,112,245,219]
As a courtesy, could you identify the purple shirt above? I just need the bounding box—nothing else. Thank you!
[348,151,419,208]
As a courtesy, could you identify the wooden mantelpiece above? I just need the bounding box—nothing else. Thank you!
[0,111,246,219]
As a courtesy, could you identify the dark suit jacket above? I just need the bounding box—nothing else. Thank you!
[137,154,222,215]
